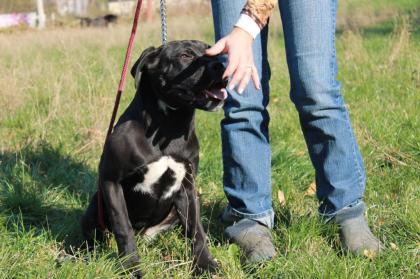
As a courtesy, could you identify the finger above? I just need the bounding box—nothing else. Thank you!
[223,54,240,80]
[205,38,227,56]
[237,67,253,94]
[228,63,248,92]
[251,66,261,90]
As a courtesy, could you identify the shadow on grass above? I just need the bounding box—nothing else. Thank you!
[0,142,234,249]
[200,198,227,244]
[0,142,97,248]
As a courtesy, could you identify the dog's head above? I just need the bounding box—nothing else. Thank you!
[131,40,228,111]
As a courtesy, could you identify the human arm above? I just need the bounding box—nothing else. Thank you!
[206,0,277,93]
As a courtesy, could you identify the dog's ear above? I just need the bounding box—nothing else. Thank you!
[131,46,161,89]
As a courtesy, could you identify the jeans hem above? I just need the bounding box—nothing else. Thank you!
[223,205,275,229]
[319,199,364,224]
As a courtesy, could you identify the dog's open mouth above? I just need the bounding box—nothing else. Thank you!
[203,88,228,101]
[195,78,228,111]
[195,87,227,111]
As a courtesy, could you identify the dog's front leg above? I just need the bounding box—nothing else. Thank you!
[102,180,142,278]
[174,172,218,274]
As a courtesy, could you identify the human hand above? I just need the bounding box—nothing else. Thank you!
[205,27,260,94]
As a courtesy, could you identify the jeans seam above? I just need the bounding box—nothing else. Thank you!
[330,0,365,205]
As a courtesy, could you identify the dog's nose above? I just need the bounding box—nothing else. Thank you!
[206,60,225,76]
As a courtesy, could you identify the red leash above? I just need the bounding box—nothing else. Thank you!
[97,0,144,231]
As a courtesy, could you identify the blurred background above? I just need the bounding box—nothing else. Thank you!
[0,0,418,31]
[0,0,208,29]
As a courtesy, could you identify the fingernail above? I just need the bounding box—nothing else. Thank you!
[238,88,244,94]
[229,84,235,90]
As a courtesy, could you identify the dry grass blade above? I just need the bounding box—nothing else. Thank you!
[389,17,411,66]
[363,249,378,260]
[305,182,317,197]
[390,242,399,251]
[360,128,420,170]
[277,190,286,206]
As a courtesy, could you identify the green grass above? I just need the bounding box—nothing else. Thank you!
[0,2,419,278]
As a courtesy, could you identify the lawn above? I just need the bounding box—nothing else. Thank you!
[0,1,419,278]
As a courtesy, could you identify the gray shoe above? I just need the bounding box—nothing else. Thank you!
[335,203,384,256]
[225,218,276,263]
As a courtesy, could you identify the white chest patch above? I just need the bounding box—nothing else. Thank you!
[133,156,187,199]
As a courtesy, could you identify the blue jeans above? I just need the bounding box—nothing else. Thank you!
[211,0,366,228]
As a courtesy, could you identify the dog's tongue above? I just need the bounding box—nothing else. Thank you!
[205,88,228,100]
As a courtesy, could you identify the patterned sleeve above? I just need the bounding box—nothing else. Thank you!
[242,0,277,29]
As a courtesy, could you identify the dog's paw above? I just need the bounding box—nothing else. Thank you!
[193,256,219,275]
[121,252,142,278]
[130,269,143,279]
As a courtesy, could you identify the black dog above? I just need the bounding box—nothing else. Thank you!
[81,40,227,277]
[80,14,118,27]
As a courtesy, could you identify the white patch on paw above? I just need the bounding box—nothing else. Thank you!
[133,156,186,199]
